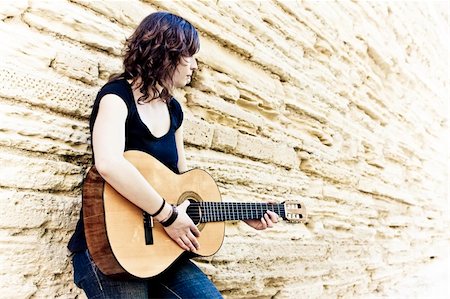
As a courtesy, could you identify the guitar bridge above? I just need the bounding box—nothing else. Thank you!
[143,212,154,245]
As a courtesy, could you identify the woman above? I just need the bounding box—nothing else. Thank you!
[68,11,278,298]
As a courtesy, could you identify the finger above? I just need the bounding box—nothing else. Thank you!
[267,210,279,223]
[176,238,190,251]
[190,224,201,237]
[260,216,268,229]
[181,235,196,252]
[187,231,200,250]
[264,213,273,228]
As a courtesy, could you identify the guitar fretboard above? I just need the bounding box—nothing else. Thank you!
[188,202,285,223]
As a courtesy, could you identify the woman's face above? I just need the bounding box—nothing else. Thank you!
[172,56,198,88]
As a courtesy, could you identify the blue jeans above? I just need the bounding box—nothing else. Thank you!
[72,249,223,298]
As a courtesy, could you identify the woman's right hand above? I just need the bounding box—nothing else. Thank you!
[162,200,200,252]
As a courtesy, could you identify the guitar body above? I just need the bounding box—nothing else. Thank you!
[83,150,224,278]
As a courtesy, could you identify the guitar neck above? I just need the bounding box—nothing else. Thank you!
[187,202,286,223]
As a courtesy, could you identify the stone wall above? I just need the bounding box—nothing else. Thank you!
[0,0,448,298]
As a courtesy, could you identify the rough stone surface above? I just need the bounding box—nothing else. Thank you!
[0,0,448,298]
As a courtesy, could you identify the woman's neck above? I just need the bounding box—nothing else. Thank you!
[129,78,166,103]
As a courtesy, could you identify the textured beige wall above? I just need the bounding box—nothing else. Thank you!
[0,0,449,298]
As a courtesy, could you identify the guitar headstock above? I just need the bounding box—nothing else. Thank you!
[282,200,307,223]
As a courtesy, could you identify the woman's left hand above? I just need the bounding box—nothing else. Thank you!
[244,210,279,230]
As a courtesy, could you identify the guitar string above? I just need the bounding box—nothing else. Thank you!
[187,204,286,211]
[145,203,296,221]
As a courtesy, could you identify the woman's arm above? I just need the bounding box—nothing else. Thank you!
[175,124,188,173]
[92,94,172,220]
[92,94,200,251]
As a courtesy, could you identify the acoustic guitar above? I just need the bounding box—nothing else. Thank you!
[82,150,307,278]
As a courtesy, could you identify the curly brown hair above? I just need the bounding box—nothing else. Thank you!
[110,11,200,104]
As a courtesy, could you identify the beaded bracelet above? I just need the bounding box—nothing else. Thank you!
[150,198,166,217]
[160,205,178,227]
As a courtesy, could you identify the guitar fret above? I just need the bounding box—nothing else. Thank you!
[209,202,212,222]
[207,202,211,222]
[202,202,206,222]
[214,202,217,221]
[201,202,208,222]
[203,202,207,222]
[223,202,226,221]
[230,202,233,220]
[208,202,211,221]
[211,202,214,222]
[223,203,226,222]
[215,202,219,222]
[216,202,220,222]
[201,202,205,222]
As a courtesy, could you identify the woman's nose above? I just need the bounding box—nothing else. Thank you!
[191,57,198,70]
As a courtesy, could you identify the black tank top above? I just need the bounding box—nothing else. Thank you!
[68,79,184,253]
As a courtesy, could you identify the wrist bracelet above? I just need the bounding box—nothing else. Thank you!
[160,205,173,223]
[160,205,178,227]
[150,198,166,217]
